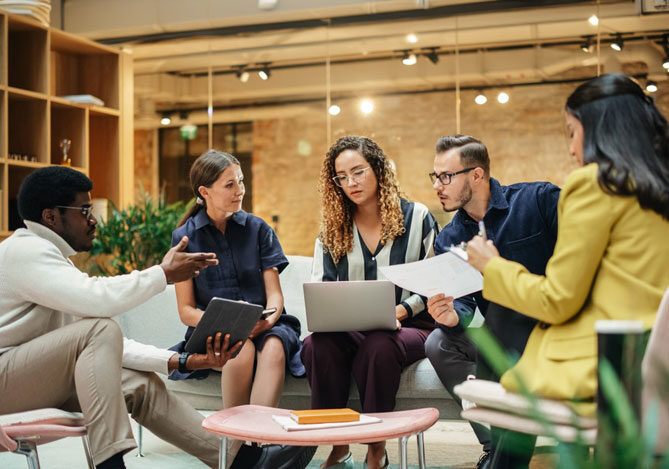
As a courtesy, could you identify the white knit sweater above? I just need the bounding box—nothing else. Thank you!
[0,221,173,374]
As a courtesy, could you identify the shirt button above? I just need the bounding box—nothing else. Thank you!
[539,322,550,330]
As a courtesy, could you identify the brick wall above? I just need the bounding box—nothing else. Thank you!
[137,82,669,256]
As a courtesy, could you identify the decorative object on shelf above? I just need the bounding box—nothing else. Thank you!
[60,94,105,107]
[0,0,51,26]
[8,153,37,162]
[59,138,71,166]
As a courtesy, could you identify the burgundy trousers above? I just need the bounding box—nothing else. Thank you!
[300,328,431,413]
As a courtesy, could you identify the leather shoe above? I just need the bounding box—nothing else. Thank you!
[476,449,494,469]
[252,444,317,469]
[229,444,262,469]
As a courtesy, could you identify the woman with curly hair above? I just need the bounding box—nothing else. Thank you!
[301,136,439,469]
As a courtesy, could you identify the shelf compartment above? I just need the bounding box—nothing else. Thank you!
[8,93,48,164]
[1,164,5,231]
[7,165,36,231]
[0,90,5,159]
[50,101,86,167]
[0,14,6,86]
[89,113,119,205]
[8,17,48,93]
[50,31,120,110]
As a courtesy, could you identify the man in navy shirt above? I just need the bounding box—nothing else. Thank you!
[424,135,560,468]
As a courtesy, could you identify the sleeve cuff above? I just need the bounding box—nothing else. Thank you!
[400,301,413,320]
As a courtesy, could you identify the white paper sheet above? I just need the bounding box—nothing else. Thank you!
[271,414,382,431]
[379,251,483,299]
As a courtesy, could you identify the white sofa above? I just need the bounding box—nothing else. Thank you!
[117,255,468,418]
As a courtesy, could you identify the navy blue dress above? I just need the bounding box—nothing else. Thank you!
[169,208,305,380]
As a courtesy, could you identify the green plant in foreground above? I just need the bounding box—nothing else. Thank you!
[88,190,191,276]
[466,326,669,468]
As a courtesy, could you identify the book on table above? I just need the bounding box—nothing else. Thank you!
[289,408,360,424]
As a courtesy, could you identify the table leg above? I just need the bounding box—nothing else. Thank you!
[398,435,409,469]
[417,432,426,469]
[219,436,227,469]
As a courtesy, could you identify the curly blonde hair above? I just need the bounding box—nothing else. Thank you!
[318,136,405,264]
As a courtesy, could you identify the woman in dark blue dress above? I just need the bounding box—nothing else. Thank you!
[170,150,304,457]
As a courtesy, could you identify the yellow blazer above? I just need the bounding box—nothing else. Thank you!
[483,163,669,416]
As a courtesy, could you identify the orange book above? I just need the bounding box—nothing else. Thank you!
[289,408,360,424]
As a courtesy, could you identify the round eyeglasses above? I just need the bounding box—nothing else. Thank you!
[332,167,371,187]
[428,167,476,186]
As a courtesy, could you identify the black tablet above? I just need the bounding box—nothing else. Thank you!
[184,297,263,357]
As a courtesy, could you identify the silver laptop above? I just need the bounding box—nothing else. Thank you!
[303,280,397,332]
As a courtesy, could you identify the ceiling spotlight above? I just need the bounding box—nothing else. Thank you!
[610,34,624,52]
[360,99,374,114]
[160,114,171,126]
[581,37,592,53]
[474,92,487,105]
[663,37,669,70]
[425,48,439,64]
[236,69,250,83]
[406,33,418,44]
[646,81,658,93]
[258,63,271,80]
[588,15,599,26]
[497,92,510,104]
[402,51,417,66]
[328,104,341,116]
[663,57,669,70]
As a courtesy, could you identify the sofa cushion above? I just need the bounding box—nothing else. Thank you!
[117,255,465,418]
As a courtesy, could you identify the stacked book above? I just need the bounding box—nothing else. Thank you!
[0,0,51,26]
[272,408,382,431]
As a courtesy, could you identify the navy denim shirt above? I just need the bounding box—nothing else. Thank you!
[434,178,560,355]
[172,208,288,312]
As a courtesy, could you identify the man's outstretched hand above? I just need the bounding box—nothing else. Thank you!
[160,236,218,284]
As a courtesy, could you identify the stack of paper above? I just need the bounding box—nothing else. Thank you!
[272,414,381,432]
[0,0,51,26]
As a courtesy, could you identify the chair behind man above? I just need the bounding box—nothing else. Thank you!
[0,408,94,469]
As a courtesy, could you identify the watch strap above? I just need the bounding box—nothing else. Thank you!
[178,351,190,373]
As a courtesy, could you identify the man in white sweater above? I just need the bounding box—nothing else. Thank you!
[0,167,235,469]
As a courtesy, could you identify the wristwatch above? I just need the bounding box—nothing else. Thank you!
[178,351,191,373]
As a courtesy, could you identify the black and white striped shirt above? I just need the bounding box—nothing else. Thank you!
[311,199,439,327]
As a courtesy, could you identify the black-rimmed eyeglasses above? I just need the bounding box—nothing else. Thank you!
[56,205,95,221]
[428,167,476,186]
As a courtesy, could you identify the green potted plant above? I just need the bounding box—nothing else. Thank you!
[88,189,191,276]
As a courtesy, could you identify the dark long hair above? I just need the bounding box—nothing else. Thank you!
[566,74,669,220]
[177,149,240,227]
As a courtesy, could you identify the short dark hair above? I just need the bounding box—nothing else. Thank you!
[435,134,490,177]
[566,74,669,220]
[17,166,93,223]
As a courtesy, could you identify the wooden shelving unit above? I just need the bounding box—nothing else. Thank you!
[0,12,132,236]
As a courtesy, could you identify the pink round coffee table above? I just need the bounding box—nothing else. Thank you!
[202,404,439,469]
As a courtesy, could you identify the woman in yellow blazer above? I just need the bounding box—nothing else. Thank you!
[466,74,669,468]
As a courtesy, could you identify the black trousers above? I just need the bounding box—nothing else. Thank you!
[424,328,497,451]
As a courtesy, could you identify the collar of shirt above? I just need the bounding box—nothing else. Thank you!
[455,177,509,225]
[193,208,248,230]
[24,220,76,258]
